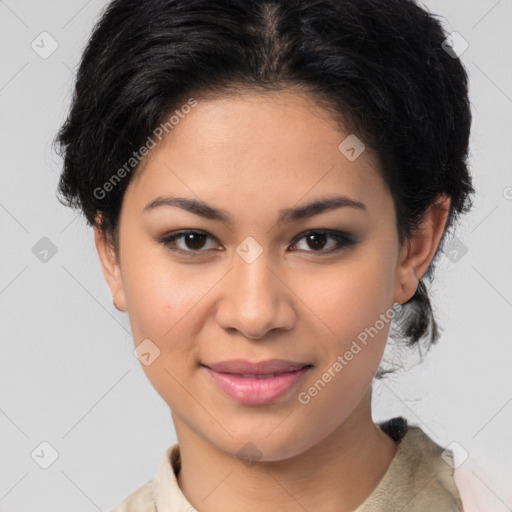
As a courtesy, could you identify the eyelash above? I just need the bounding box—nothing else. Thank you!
[158,229,357,257]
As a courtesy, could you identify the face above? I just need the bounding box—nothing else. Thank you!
[95,89,447,461]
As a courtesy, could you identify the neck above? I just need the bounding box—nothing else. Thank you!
[173,389,398,512]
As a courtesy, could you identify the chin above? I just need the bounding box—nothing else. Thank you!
[214,430,315,465]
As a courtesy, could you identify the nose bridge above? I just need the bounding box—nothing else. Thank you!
[232,237,277,308]
[218,236,294,338]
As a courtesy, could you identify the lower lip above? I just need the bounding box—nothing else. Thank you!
[203,366,312,405]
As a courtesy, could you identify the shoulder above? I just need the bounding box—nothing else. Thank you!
[398,425,464,509]
[110,480,156,512]
[399,423,465,511]
[356,417,465,512]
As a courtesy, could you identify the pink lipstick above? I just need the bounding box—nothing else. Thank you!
[202,359,312,405]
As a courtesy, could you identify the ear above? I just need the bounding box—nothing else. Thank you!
[93,215,127,311]
[394,194,451,305]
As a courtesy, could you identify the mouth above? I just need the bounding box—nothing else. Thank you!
[201,360,313,405]
[201,358,313,375]
[210,370,310,378]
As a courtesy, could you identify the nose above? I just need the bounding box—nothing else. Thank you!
[215,246,297,340]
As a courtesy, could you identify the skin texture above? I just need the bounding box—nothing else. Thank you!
[94,89,450,511]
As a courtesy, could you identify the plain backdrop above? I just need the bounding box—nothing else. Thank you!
[1,0,511,511]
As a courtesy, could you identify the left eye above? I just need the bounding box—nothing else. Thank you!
[159,229,356,256]
[290,230,356,253]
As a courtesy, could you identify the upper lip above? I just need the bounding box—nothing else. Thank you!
[202,359,311,375]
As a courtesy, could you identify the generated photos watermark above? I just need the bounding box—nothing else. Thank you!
[297,303,403,405]
[93,97,198,200]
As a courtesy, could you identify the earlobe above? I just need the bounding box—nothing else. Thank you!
[93,216,127,311]
[393,194,451,305]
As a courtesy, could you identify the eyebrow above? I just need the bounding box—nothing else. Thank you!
[143,195,367,223]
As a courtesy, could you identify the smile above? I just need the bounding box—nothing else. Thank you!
[202,365,313,405]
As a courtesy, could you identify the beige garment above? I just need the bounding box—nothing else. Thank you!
[110,417,465,512]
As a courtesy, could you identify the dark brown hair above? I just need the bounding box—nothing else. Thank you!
[54,0,475,375]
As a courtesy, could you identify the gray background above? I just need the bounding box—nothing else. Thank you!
[1,0,511,510]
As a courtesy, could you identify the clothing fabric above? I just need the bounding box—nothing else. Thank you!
[110,416,465,512]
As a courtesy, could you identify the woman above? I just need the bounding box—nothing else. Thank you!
[55,0,475,510]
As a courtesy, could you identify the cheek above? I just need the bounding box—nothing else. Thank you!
[293,259,394,420]
[296,256,397,407]
[121,241,208,340]
[305,253,394,343]
[120,247,208,405]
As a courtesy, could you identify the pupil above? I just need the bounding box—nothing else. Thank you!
[186,233,206,250]
[307,233,326,250]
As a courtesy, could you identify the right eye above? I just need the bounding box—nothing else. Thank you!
[158,230,222,256]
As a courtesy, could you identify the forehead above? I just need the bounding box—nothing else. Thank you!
[124,89,391,220]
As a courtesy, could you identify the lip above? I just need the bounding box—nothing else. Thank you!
[203,358,311,375]
[201,359,313,405]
